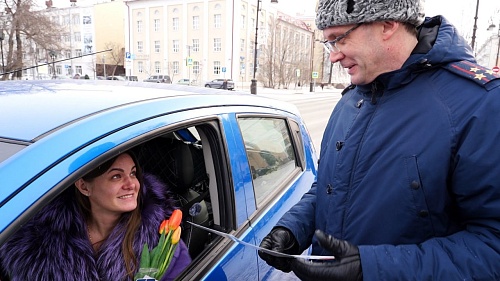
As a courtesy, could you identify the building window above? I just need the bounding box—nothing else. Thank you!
[137,20,143,33]
[65,50,71,58]
[214,14,221,28]
[83,15,92,25]
[137,41,143,53]
[76,49,82,56]
[213,38,221,52]
[173,61,179,74]
[173,40,179,52]
[193,61,199,74]
[154,40,160,53]
[63,15,70,25]
[63,33,71,43]
[138,61,144,73]
[173,17,179,31]
[155,61,161,74]
[214,61,221,74]
[193,16,199,30]
[74,32,81,42]
[72,14,80,25]
[75,65,82,74]
[240,39,245,52]
[154,19,160,31]
[241,15,245,28]
[192,39,199,52]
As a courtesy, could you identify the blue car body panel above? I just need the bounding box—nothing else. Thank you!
[0,80,317,280]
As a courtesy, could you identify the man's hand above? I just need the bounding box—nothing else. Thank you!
[291,230,362,281]
[258,227,299,272]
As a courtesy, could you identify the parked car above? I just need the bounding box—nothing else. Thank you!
[0,80,317,281]
[143,75,172,83]
[176,78,196,85]
[204,78,235,90]
[106,76,127,81]
[125,75,138,81]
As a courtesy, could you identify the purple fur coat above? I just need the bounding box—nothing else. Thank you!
[0,174,191,281]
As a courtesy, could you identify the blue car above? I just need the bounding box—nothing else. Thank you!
[0,80,317,280]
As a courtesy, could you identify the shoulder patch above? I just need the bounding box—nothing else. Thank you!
[443,60,500,87]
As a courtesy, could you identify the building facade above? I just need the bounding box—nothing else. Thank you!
[124,0,282,85]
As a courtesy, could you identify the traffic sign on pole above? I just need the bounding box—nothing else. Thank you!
[493,66,499,73]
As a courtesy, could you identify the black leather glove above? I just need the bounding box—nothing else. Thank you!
[258,227,299,273]
[291,229,362,281]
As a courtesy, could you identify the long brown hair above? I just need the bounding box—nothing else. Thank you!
[75,151,143,279]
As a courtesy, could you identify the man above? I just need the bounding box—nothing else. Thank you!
[258,0,500,280]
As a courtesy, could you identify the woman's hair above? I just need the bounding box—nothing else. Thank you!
[75,151,144,279]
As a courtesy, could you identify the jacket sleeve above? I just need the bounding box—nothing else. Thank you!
[276,182,318,251]
[359,83,500,280]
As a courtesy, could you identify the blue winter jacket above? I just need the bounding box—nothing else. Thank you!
[277,16,500,280]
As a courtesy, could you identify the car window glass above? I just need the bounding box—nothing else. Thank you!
[238,117,297,206]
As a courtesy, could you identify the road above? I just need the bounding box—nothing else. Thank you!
[257,89,343,154]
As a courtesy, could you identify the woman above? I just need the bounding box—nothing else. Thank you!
[0,151,191,280]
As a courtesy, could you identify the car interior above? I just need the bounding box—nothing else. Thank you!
[134,128,215,258]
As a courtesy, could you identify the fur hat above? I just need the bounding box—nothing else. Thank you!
[316,0,426,30]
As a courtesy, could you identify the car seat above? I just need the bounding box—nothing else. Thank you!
[136,137,211,258]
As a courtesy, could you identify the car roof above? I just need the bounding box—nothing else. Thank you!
[0,80,298,143]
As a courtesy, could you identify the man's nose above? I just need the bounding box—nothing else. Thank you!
[329,51,344,63]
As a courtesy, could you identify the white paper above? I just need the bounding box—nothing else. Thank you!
[187,221,335,260]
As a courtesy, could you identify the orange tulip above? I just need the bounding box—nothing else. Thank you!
[159,219,169,234]
[167,209,182,231]
[171,227,181,245]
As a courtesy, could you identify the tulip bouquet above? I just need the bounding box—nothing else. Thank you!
[134,209,183,281]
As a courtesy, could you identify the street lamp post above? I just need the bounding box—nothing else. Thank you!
[0,28,5,75]
[487,20,500,67]
[250,0,262,95]
[49,51,56,79]
[250,0,278,95]
[471,0,480,51]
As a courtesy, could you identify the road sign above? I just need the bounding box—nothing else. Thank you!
[222,67,226,73]
[296,69,301,77]
[312,71,319,79]
[125,59,132,69]
[125,52,131,59]
[493,66,499,73]
[187,57,193,66]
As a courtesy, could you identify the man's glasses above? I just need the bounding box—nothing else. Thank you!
[322,23,363,54]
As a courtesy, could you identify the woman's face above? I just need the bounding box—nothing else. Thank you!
[78,153,140,217]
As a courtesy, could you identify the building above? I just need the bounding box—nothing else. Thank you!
[124,0,284,85]
[42,0,97,79]
[476,20,500,69]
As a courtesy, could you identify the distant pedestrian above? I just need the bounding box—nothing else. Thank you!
[222,79,228,90]
[320,83,325,90]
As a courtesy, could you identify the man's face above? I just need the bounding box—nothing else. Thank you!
[322,23,383,85]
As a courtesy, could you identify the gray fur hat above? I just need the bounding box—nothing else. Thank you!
[316,0,425,30]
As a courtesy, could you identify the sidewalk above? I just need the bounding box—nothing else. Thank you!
[234,85,342,95]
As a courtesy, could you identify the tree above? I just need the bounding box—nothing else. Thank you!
[103,42,124,76]
[259,16,312,89]
[1,0,63,80]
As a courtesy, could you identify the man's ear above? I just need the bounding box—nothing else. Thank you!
[75,179,90,196]
[380,21,399,40]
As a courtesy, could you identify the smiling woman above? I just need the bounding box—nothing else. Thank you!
[0,151,191,281]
